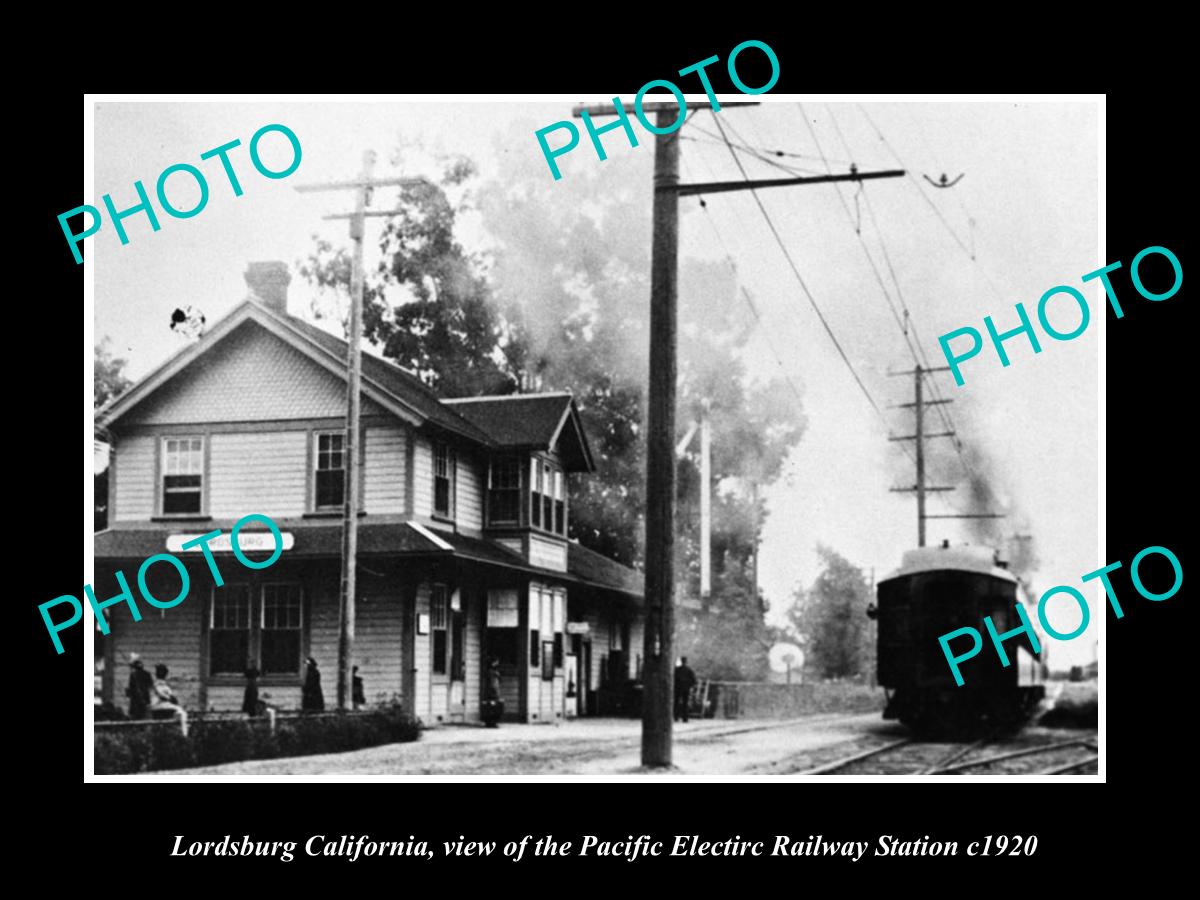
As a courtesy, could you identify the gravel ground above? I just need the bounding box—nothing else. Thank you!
[145,712,1096,777]
[774,725,1099,776]
[158,713,880,776]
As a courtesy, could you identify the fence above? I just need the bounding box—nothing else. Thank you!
[711,681,885,719]
[93,709,382,739]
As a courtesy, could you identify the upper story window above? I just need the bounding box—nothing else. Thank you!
[530,458,542,528]
[315,431,345,510]
[528,456,567,536]
[433,443,455,519]
[162,437,204,514]
[488,456,521,525]
[553,470,565,536]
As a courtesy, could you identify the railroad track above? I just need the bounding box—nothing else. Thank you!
[792,736,1098,776]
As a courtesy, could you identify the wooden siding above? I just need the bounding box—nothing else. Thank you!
[524,581,568,722]
[355,578,405,705]
[456,450,485,534]
[209,431,307,519]
[412,437,433,518]
[465,587,482,719]
[363,425,406,515]
[113,434,155,521]
[120,321,387,425]
[529,533,568,571]
[107,571,203,708]
[413,583,431,721]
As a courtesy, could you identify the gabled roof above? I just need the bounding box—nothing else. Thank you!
[280,311,495,444]
[444,393,595,472]
[96,298,495,447]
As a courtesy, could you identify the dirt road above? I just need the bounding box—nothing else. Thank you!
[155,712,1096,777]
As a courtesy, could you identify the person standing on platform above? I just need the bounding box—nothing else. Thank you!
[352,665,366,710]
[674,656,697,723]
[242,666,261,716]
[302,657,325,712]
[125,657,152,720]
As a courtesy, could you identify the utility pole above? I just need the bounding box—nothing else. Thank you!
[572,101,905,767]
[888,365,956,547]
[699,403,711,604]
[889,364,1004,545]
[675,401,712,607]
[296,153,430,710]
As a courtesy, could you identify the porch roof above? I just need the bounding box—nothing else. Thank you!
[94,520,643,600]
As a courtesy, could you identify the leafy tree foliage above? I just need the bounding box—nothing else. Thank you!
[787,546,874,680]
[95,338,132,410]
[95,338,132,531]
[298,136,807,678]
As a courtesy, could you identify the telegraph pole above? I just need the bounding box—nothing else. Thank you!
[643,105,680,767]
[572,101,904,767]
[889,364,1003,544]
[889,365,955,546]
[296,154,430,710]
[699,402,711,604]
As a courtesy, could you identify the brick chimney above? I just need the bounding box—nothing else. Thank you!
[244,261,291,315]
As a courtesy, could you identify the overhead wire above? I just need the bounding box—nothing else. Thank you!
[704,111,915,459]
[679,153,810,412]
[820,104,989,506]
[856,103,1007,303]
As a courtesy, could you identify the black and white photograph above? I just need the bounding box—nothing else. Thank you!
[82,94,1107,780]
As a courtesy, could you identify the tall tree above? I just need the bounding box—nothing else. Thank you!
[298,155,523,399]
[298,135,807,680]
[787,546,874,680]
[94,338,131,531]
[95,337,132,409]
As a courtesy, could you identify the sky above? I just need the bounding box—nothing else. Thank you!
[91,97,1100,668]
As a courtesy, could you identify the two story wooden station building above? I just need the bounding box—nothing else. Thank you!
[95,262,644,724]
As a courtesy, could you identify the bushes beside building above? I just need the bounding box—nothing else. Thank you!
[94,706,420,774]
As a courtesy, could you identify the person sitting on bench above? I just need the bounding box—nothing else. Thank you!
[149,664,188,736]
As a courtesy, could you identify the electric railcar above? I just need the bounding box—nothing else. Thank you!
[871,543,1044,735]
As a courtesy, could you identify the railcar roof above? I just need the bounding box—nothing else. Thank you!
[879,545,1018,584]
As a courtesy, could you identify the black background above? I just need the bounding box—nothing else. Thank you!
[20,25,1189,883]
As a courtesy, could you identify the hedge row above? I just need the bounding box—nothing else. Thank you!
[95,707,420,774]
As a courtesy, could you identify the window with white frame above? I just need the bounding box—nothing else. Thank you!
[210,585,251,675]
[552,589,565,668]
[529,457,542,528]
[431,584,450,675]
[528,587,541,667]
[553,470,565,535]
[261,584,303,675]
[162,437,204,514]
[208,585,303,678]
[433,443,454,518]
[487,456,521,525]
[315,431,345,510]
